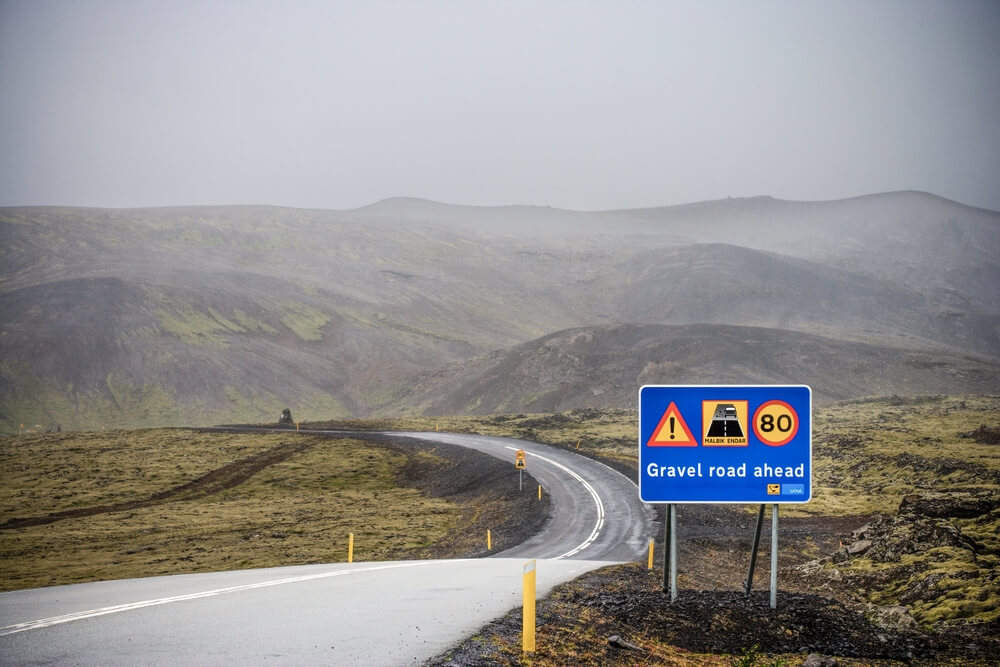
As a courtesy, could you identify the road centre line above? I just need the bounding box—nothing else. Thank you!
[503,446,606,559]
[0,561,447,637]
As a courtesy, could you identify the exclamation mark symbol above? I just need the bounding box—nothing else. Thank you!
[669,416,675,439]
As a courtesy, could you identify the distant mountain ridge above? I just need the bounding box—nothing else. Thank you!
[1,191,997,432]
[389,323,1000,415]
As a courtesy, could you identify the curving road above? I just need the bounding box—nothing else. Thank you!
[0,431,657,665]
[395,432,654,562]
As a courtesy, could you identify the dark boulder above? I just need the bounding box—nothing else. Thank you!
[898,491,998,519]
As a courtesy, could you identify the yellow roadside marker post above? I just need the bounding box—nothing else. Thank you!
[523,560,536,652]
[648,539,655,570]
[538,484,542,500]
[487,529,492,551]
[348,533,354,563]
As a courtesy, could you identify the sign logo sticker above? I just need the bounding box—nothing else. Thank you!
[702,400,748,446]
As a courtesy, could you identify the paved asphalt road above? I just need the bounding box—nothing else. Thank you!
[396,432,655,561]
[0,431,658,665]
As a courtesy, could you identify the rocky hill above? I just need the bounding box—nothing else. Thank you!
[1,191,997,431]
[390,323,1000,414]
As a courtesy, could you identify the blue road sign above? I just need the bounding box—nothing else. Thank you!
[639,385,812,503]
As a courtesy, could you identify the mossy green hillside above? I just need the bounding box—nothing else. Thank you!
[0,430,463,591]
[818,505,1000,627]
[807,395,1000,516]
[0,361,349,434]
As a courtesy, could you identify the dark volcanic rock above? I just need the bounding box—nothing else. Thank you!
[898,490,999,519]
[587,589,931,659]
[960,424,1000,445]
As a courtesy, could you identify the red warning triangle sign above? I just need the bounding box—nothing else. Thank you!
[647,402,698,447]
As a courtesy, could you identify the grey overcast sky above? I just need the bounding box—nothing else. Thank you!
[1,0,998,212]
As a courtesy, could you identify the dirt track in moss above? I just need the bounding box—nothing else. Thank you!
[0,437,314,530]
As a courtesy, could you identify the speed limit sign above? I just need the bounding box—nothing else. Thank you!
[753,400,799,446]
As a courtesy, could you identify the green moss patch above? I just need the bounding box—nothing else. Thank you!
[0,431,458,590]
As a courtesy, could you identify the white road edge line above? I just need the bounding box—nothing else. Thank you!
[0,561,448,637]
[503,445,606,559]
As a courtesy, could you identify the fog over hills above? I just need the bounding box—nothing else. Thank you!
[1,191,997,432]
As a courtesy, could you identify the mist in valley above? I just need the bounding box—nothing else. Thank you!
[1,1,998,431]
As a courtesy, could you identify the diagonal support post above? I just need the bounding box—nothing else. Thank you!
[744,504,765,596]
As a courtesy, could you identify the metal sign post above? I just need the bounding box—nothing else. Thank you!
[515,449,526,491]
[669,504,677,602]
[770,503,779,609]
[744,504,780,608]
[662,505,671,593]
[744,504,766,596]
